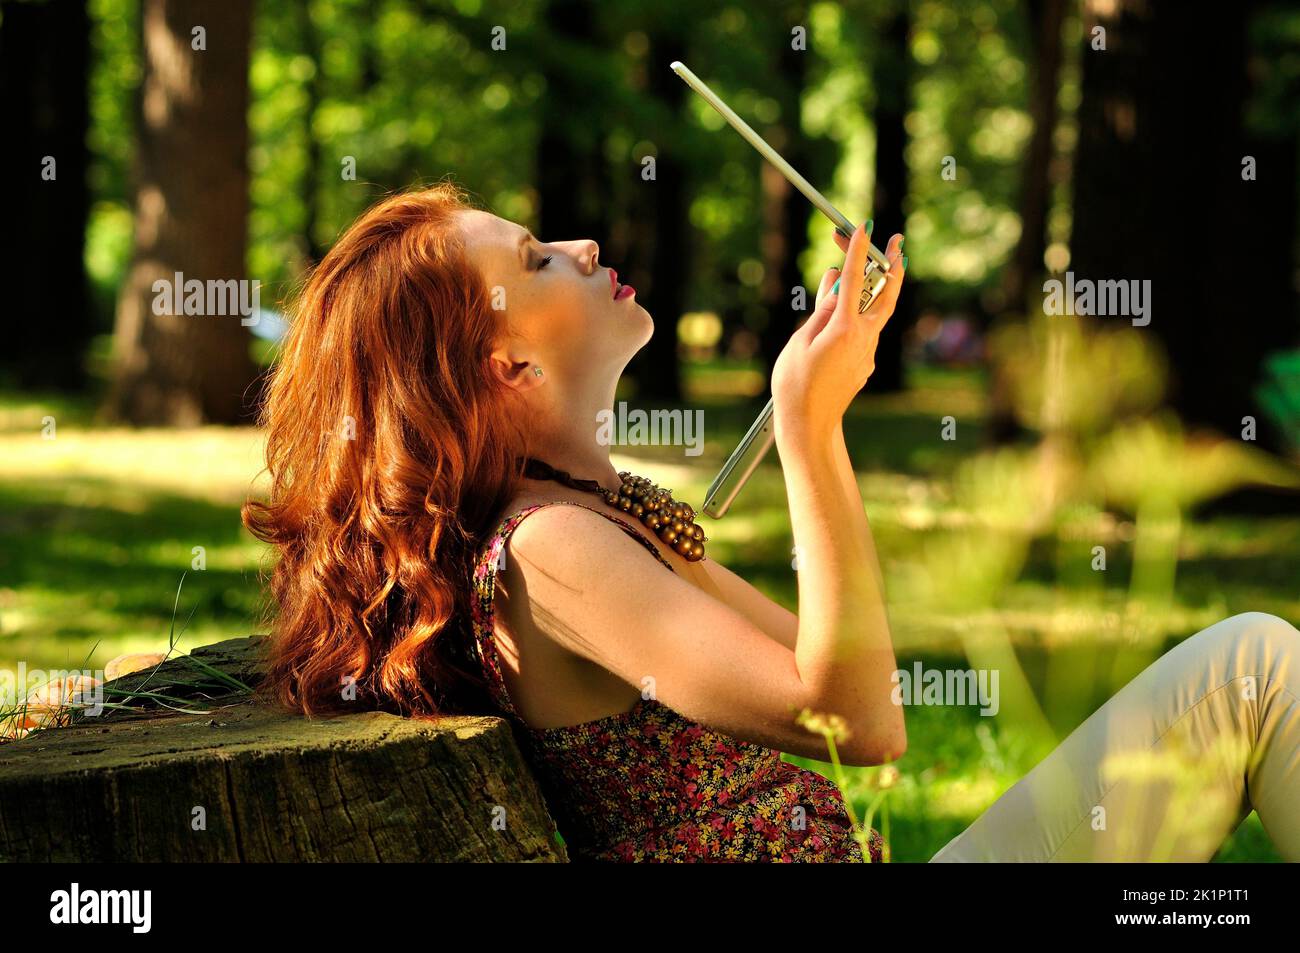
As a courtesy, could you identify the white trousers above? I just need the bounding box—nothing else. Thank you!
[930,612,1300,861]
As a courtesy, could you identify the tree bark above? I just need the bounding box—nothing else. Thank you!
[105,0,259,426]
[0,637,566,862]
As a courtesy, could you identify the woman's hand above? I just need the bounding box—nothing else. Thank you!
[771,223,906,441]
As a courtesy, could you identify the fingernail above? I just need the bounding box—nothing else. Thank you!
[865,218,874,235]
[899,235,905,252]
[901,255,909,269]
[830,277,841,295]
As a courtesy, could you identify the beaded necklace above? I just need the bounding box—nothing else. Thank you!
[519,456,708,562]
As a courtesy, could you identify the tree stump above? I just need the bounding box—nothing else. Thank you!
[0,637,567,862]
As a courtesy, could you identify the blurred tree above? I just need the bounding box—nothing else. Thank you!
[624,19,690,402]
[1001,0,1064,312]
[1071,0,1297,454]
[296,0,326,263]
[106,0,258,425]
[867,0,915,393]
[757,4,812,385]
[536,0,610,244]
[0,0,93,391]
[988,0,1066,445]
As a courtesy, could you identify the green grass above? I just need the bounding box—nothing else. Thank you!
[1,367,1295,861]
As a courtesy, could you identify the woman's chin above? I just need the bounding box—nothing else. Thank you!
[633,304,655,340]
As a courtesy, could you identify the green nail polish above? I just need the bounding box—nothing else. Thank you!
[901,255,909,269]
[865,218,874,234]
[899,236,905,252]
[830,277,841,295]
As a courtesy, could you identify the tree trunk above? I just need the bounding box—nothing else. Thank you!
[298,0,326,263]
[758,7,811,383]
[624,28,689,403]
[0,0,92,391]
[1001,0,1066,312]
[536,0,608,247]
[0,637,566,862]
[1070,0,1296,452]
[987,0,1067,444]
[868,2,916,393]
[105,0,259,426]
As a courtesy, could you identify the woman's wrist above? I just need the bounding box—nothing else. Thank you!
[773,403,842,456]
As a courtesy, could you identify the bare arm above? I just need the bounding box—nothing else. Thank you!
[696,240,888,654]
[697,559,798,651]
[776,417,902,760]
[767,222,908,760]
[507,505,857,762]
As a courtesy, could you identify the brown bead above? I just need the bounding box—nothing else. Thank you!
[526,462,707,563]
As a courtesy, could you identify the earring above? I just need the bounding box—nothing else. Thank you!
[533,366,544,377]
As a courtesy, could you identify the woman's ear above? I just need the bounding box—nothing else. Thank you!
[488,347,545,392]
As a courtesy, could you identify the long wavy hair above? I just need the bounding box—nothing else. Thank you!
[242,182,527,718]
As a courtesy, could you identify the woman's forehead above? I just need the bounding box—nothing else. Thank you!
[459,209,522,246]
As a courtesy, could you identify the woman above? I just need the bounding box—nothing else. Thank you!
[244,182,1300,862]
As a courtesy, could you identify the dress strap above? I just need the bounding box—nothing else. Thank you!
[469,500,678,717]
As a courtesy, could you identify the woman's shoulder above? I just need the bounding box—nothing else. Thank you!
[492,494,681,577]
[480,487,574,540]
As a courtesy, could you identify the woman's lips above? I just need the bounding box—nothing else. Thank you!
[609,267,635,301]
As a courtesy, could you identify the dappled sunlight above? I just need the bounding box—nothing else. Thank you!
[0,426,268,505]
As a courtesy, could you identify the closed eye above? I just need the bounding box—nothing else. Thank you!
[537,255,553,270]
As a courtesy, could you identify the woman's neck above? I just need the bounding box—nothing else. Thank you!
[525,441,621,495]
[523,384,623,496]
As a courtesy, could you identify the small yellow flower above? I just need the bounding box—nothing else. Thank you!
[795,708,852,745]
[875,764,900,789]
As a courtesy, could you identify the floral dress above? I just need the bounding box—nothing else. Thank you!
[469,500,883,863]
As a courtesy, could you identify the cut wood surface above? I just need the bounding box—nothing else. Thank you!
[0,637,567,862]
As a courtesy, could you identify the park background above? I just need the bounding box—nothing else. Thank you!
[2,0,1299,860]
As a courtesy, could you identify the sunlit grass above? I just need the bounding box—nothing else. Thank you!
[1,364,1295,860]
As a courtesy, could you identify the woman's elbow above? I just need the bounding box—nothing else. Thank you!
[844,710,907,767]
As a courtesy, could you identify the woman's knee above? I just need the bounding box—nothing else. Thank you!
[1225,611,1299,645]
[1193,611,1299,676]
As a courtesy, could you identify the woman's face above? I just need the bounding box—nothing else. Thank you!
[458,209,653,395]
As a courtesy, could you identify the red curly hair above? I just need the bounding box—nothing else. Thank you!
[242,182,526,718]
